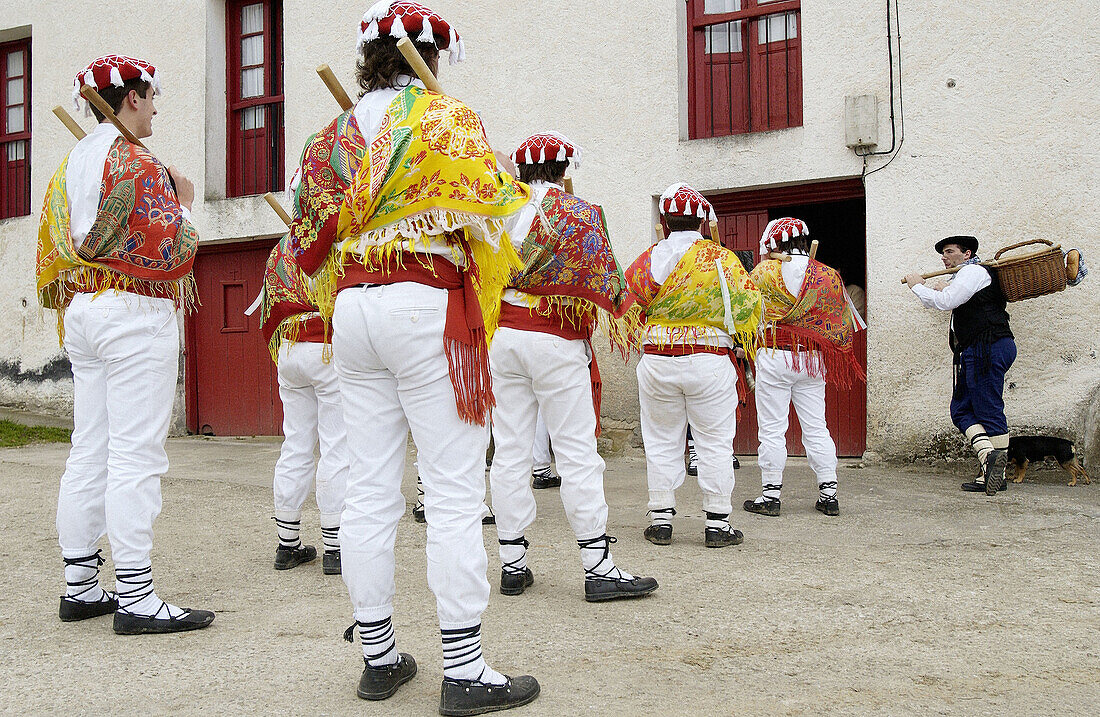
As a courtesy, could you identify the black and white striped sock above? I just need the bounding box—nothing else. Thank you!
[274,513,301,549]
[498,536,528,575]
[321,526,340,553]
[578,534,634,581]
[818,480,838,500]
[441,624,506,685]
[63,550,108,603]
[648,507,675,526]
[343,617,399,667]
[116,565,184,619]
[704,511,731,531]
[754,482,782,504]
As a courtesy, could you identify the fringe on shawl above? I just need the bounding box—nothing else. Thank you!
[643,320,760,360]
[760,325,866,388]
[41,268,199,345]
[525,295,645,359]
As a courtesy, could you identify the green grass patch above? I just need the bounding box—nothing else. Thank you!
[0,420,71,447]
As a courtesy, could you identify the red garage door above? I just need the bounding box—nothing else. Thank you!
[185,238,282,436]
[711,179,867,457]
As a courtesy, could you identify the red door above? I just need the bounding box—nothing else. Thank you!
[185,238,282,435]
[713,180,867,457]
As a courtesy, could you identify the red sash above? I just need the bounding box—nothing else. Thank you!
[642,344,749,412]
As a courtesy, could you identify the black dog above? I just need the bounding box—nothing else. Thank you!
[1007,436,1090,486]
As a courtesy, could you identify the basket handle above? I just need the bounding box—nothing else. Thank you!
[994,238,1054,260]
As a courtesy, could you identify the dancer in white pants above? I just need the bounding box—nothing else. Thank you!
[40,54,213,634]
[744,218,865,517]
[489,132,657,602]
[288,9,539,712]
[626,183,762,548]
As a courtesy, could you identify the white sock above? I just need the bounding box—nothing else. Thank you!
[116,566,185,619]
[320,513,340,553]
[704,512,731,531]
[354,617,399,667]
[578,535,634,581]
[648,507,675,526]
[415,476,425,511]
[275,510,302,549]
[756,480,782,503]
[965,425,994,475]
[442,624,507,684]
[63,551,108,603]
[818,480,838,500]
[498,536,528,575]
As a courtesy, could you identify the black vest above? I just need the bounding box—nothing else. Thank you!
[950,269,1013,354]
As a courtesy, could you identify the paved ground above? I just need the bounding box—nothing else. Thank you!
[2,436,1098,716]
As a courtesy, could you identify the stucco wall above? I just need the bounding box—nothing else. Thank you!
[0,1,1097,459]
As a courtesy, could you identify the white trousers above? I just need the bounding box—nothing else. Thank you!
[489,327,608,545]
[273,341,348,524]
[531,410,552,468]
[637,353,737,514]
[754,350,838,486]
[56,292,178,569]
[333,283,489,630]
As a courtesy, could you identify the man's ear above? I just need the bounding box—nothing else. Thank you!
[126,89,140,110]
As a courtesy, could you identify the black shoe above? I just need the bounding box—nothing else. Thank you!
[584,573,659,602]
[531,467,561,490]
[743,498,781,517]
[499,568,534,596]
[983,450,1008,496]
[113,607,215,635]
[59,593,118,622]
[439,675,540,716]
[357,653,417,701]
[323,550,342,575]
[643,524,673,546]
[482,506,496,525]
[274,543,317,570]
[815,497,840,516]
[732,455,741,469]
[412,503,426,523]
[961,480,1006,492]
[704,527,744,548]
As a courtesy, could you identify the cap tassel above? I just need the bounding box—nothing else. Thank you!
[525,148,533,164]
[668,199,678,214]
[391,14,408,39]
[109,66,124,87]
[418,16,435,44]
[556,145,566,161]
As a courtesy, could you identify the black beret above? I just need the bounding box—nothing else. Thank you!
[935,235,979,254]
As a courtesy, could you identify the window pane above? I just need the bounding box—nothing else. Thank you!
[241,67,264,98]
[6,139,26,161]
[705,21,742,53]
[758,12,798,43]
[240,106,265,130]
[6,50,23,77]
[241,3,264,35]
[241,34,264,66]
[6,106,24,134]
[704,0,740,13]
[7,77,23,105]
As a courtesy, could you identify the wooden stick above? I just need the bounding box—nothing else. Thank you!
[769,252,792,263]
[901,266,958,284]
[564,177,574,194]
[709,220,721,243]
[264,192,293,227]
[396,38,443,93]
[316,64,354,111]
[655,222,664,240]
[808,239,819,261]
[52,106,86,139]
[80,85,145,148]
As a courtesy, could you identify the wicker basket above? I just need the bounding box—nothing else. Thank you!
[990,239,1066,302]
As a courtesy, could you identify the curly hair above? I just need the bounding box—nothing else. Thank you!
[356,36,440,95]
[518,160,569,185]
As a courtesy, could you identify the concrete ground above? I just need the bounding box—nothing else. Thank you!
[1,436,1098,717]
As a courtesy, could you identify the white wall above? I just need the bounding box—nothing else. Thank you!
[1,1,1097,460]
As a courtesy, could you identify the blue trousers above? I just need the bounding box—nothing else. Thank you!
[950,337,1016,436]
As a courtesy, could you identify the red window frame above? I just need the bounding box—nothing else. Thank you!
[686,0,803,139]
[0,38,31,220]
[226,0,284,197]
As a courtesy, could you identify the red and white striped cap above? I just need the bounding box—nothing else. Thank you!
[510,132,581,168]
[659,183,716,222]
[759,217,810,254]
[72,55,161,114]
[357,1,465,65]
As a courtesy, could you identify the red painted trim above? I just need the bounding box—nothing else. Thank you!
[0,37,31,219]
[708,177,864,214]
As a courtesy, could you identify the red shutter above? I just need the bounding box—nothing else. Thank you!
[0,38,31,220]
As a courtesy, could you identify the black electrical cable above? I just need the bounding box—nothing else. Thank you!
[860,0,905,177]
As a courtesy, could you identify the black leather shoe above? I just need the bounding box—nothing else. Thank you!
[531,468,561,490]
[499,568,534,596]
[743,498,781,517]
[323,550,341,575]
[412,503,426,523]
[439,675,540,716]
[643,524,672,546]
[59,593,118,622]
[584,574,659,602]
[482,506,496,525]
[983,450,1008,496]
[732,455,741,469]
[357,653,417,701]
[113,607,215,635]
[704,527,744,547]
[815,497,840,516]
[274,543,317,570]
[962,480,1006,492]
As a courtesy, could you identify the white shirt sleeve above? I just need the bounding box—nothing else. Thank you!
[911,264,992,311]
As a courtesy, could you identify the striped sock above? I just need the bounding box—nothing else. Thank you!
[965,425,994,474]
[578,534,634,581]
[320,525,340,553]
[350,617,398,667]
[116,566,184,619]
[498,536,529,576]
[648,507,675,526]
[441,624,506,685]
[704,511,730,530]
[754,481,782,504]
[414,476,425,513]
[275,511,302,549]
[818,480,838,500]
[63,551,108,603]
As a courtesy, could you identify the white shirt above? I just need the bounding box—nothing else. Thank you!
[781,249,810,296]
[503,180,560,308]
[911,263,992,311]
[643,230,732,348]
